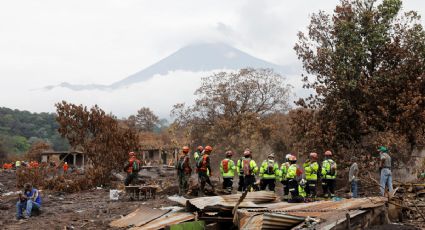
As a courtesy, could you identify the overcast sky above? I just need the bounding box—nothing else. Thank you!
[0,0,424,116]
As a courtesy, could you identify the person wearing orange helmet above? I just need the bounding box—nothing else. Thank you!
[196,145,214,196]
[321,150,337,198]
[220,150,236,193]
[303,152,319,199]
[237,148,258,192]
[124,151,141,186]
[279,153,293,201]
[176,146,192,196]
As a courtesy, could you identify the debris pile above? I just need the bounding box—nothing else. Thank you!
[392,182,425,228]
[111,191,392,229]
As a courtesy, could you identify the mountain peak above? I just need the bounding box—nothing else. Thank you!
[47,42,292,91]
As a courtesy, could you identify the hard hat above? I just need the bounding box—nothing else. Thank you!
[129,152,135,156]
[324,150,332,156]
[225,150,233,157]
[285,154,292,160]
[243,149,251,157]
[197,146,204,151]
[205,145,213,152]
[268,153,275,159]
[378,146,388,153]
[182,146,190,153]
[309,152,318,159]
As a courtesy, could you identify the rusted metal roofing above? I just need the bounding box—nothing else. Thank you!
[238,197,387,229]
[186,191,278,211]
[129,212,195,230]
[109,206,170,228]
[245,197,386,216]
[238,211,305,230]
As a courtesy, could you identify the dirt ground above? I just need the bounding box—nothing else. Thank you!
[1,169,423,230]
[0,170,177,230]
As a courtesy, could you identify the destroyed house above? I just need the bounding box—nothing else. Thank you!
[140,147,179,166]
[40,151,87,169]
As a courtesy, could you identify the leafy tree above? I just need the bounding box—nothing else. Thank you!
[0,107,69,153]
[171,68,292,156]
[55,101,138,185]
[135,107,160,132]
[294,0,425,153]
[0,139,7,161]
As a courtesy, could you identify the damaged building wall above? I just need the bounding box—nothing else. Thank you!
[393,147,425,182]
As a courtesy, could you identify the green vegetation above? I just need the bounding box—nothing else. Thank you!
[0,107,69,154]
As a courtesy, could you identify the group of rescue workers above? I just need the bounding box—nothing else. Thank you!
[175,145,338,202]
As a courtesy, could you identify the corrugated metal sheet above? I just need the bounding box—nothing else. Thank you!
[238,211,305,230]
[109,206,170,228]
[238,197,386,229]
[245,197,386,216]
[186,191,278,211]
[130,212,195,230]
[168,195,189,206]
[262,213,305,229]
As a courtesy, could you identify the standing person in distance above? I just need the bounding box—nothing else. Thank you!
[321,150,337,198]
[220,150,236,194]
[176,146,192,196]
[259,153,279,192]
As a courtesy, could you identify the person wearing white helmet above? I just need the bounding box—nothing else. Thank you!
[286,155,301,202]
[259,153,279,192]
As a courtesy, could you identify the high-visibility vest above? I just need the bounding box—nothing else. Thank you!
[259,160,279,179]
[321,159,337,179]
[286,164,298,179]
[220,158,235,178]
[304,161,319,180]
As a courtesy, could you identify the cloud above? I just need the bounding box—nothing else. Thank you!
[0,68,308,119]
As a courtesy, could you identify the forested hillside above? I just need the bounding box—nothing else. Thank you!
[0,107,68,154]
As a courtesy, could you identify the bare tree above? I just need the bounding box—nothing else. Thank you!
[171,68,292,154]
[55,101,138,185]
[136,107,160,132]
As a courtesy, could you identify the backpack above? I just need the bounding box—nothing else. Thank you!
[243,159,251,176]
[266,160,274,174]
[197,155,208,172]
[132,160,141,173]
[222,159,229,173]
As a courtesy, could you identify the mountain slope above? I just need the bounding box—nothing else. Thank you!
[111,42,291,88]
[46,42,294,91]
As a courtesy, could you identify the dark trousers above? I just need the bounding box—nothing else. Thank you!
[288,179,299,199]
[199,172,213,195]
[243,175,256,191]
[322,179,336,197]
[260,179,276,191]
[238,175,245,191]
[124,172,138,186]
[306,180,317,198]
[222,178,233,191]
[281,180,289,196]
[178,172,190,195]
